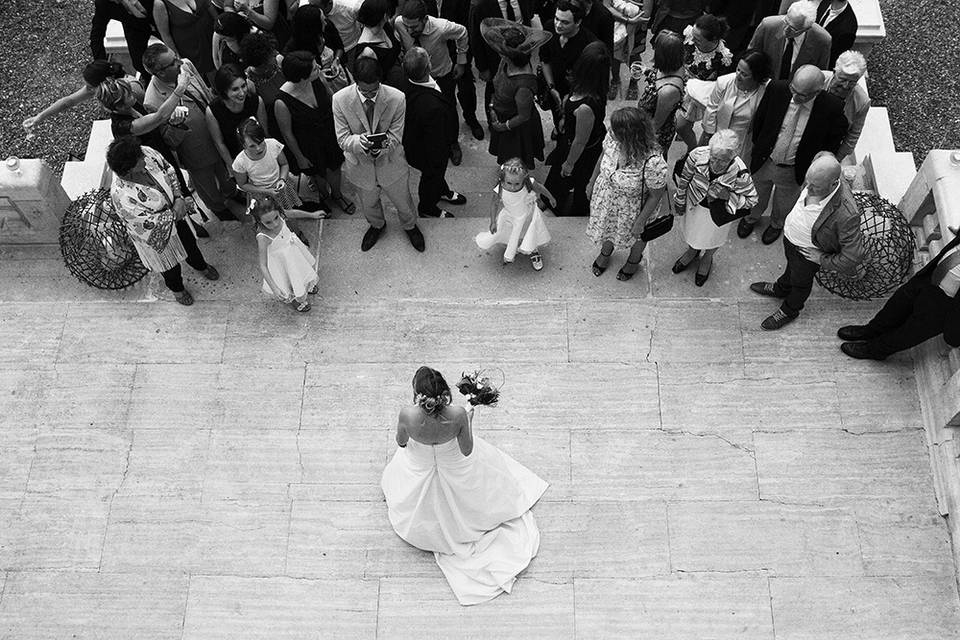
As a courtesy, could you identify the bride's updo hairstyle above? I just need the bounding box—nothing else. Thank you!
[412,366,452,415]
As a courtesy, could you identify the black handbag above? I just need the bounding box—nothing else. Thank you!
[534,64,557,112]
[639,160,674,241]
[707,198,751,227]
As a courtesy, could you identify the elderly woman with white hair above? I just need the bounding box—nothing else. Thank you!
[671,129,758,286]
[823,50,871,161]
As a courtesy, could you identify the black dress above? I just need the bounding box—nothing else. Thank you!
[275,79,344,175]
[488,62,544,169]
[545,94,606,216]
[355,23,404,87]
[209,93,261,158]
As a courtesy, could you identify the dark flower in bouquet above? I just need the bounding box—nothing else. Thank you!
[456,369,502,406]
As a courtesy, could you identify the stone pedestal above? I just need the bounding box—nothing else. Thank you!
[0,159,70,244]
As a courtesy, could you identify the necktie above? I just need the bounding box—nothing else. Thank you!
[771,102,801,164]
[363,98,375,131]
[780,37,794,80]
[505,1,516,21]
[932,248,960,287]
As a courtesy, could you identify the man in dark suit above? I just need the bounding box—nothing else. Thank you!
[749,0,831,81]
[540,0,598,122]
[738,64,847,244]
[839,227,960,360]
[580,0,614,54]
[750,153,864,330]
[401,47,467,219]
[815,0,858,69]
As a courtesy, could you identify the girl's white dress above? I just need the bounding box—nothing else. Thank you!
[381,425,548,606]
[258,221,318,301]
[475,186,551,262]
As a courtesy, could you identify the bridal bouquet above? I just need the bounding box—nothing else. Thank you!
[456,369,502,407]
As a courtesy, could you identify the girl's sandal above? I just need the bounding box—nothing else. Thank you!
[334,195,356,215]
[292,300,311,313]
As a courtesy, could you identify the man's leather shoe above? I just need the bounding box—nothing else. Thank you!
[439,191,467,205]
[761,309,797,331]
[837,324,875,341]
[750,281,785,298]
[201,265,220,281]
[761,225,782,245]
[405,225,425,252]
[841,341,887,360]
[467,120,485,140]
[737,218,756,238]
[361,225,384,252]
[450,144,463,166]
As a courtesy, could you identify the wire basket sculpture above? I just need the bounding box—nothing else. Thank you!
[59,188,149,290]
[815,191,916,301]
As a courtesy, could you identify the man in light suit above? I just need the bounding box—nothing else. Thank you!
[332,54,426,252]
[749,0,831,81]
[750,153,864,330]
[838,226,960,360]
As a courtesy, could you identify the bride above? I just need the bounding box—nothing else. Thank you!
[381,366,548,605]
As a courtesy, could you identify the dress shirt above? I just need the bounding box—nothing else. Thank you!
[819,3,847,27]
[770,98,813,165]
[410,77,441,92]
[784,181,840,249]
[786,31,806,68]
[328,0,363,52]
[394,16,469,77]
[937,247,960,297]
[822,71,871,159]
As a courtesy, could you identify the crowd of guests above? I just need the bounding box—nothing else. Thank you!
[20,0,960,359]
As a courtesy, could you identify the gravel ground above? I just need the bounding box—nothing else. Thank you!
[0,0,958,175]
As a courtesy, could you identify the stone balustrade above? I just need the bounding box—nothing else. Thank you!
[0,159,71,243]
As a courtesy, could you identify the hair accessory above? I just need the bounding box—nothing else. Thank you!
[480,18,552,58]
[415,392,451,414]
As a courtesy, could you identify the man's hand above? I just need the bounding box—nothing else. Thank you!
[560,162,573,178]
[358,133,373,153]
[453,63,466,79]
[799,246,824,264]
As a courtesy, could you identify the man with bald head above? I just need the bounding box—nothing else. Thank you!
[739,64,848,244]
[749,0,831,81]
[750,152,864,330]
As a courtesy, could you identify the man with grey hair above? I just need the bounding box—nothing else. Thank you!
[823,50,870,161]
[142,43,246,224]
[750,152,864,330]
[401,47,466,219]
[749,0,831,80]
[739,64,847,245]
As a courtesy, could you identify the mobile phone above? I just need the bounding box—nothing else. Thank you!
[367,132,388,150]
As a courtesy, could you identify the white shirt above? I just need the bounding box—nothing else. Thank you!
[784,181,840,249]
[785,31,806,68]
[410,77,441,92]
[771,98,813,165]
[231,138,285,189]
[820,3,847,27]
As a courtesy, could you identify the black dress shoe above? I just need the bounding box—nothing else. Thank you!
[750,281,786,298]
[837,325,875,341]
[450,144,463,166]
[841,341,887,360]
[737,218,755,238]
[439,191,467,205]
[405,225,425,252]
[761,225,782,245]
[467,120,485,140]
[361,225,384,252]
[695,263,711,286]
[672,252,697,274]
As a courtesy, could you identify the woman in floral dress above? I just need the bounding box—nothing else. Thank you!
[586,107,668,282]
[675,13,733,152]
[634,30,685,157]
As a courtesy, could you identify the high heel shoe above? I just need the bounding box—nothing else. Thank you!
[616,258,642,281]
[591,248,614,277]
[695,262,712,286]
[672,250,698,274]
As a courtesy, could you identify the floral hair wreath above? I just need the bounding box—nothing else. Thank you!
[415,391,452,414]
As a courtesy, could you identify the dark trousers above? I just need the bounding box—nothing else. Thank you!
[437,62,479,126]
[416,166,451,217]
[863,274,952,356]
[90,0,153,77]
[434,72,462,147]
[160,219,209,292]
[773,237,821,317]
[544,142,603,217]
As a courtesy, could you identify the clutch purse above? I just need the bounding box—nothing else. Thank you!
[640,212,674,241]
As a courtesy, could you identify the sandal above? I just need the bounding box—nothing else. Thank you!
[616,258,642,281]
[591,248,614,277]
[291,299,311,313]
[333,195,356,215]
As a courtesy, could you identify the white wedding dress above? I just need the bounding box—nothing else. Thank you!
[381,431,548,605]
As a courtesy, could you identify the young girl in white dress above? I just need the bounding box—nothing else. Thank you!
[249,197,319,312]
[232,117,310,215]
[475,158,557,271]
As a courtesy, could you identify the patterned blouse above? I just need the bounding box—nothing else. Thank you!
[673,145,758,216]
[682,25,733,81]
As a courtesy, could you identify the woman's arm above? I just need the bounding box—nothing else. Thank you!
[205,105,236,167]
[274,100,313,171]
[528,178,557,208]
[456,408,473,456]
[653,84,682,132]
[395,416,409,448]
[129,69,191,136]
[631,185,665,235]
[23,85,95,130]
[240,0,280,32]
[153,1,178,56]
[503,86,535,129]
[585,149,603,199]
[256,97,268,132]
[561,104,595,175]
[212,33,225,69]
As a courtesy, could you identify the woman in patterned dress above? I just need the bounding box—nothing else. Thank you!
[585,107,669,281]
[633,30,685,157]
[675,13,733,152]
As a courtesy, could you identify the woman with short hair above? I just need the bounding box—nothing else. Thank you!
[671,128,758,285]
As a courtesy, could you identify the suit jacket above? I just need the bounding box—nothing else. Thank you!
[583,2,615,56]
[402,82,457,171]
[748,16,832,78]
[332,83,410,186]
[916,232,960,346]
[809,179,864,277]
[750,80,848,184]
[816,0,857,68]
[425,0,470,23]
[469,0,534,75]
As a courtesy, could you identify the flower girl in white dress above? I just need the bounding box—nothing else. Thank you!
[475,158,557,271]
[381,367,548,605]
[250,197,319,312]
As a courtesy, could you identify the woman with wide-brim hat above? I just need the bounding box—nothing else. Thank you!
[480,18,552,169]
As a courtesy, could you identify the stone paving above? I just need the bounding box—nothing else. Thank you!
[1,202,959,638]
